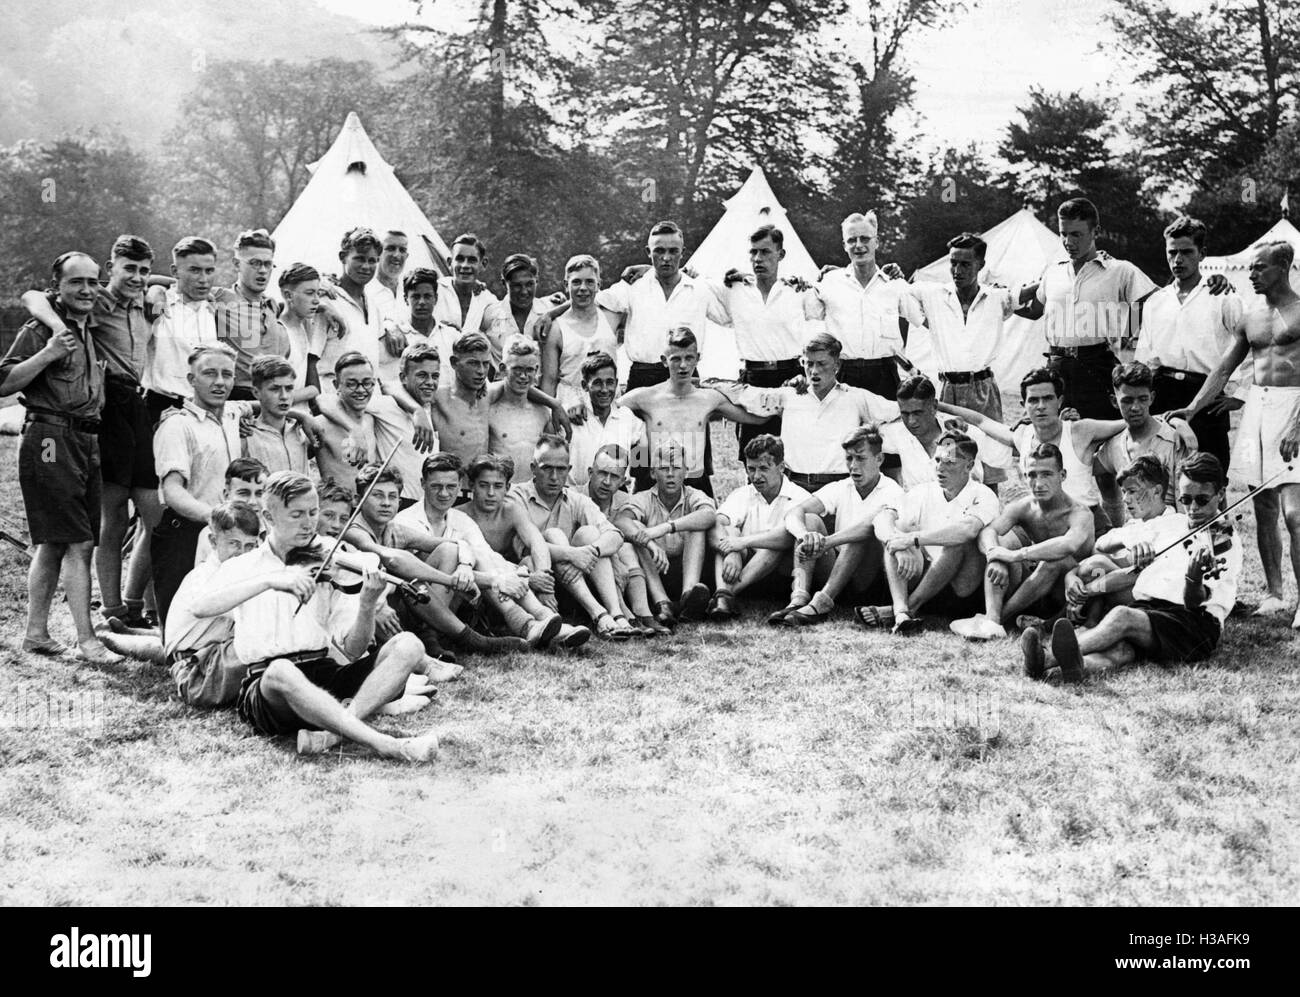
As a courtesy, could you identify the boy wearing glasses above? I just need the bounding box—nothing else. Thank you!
[211,229,290,401]
[1023,453,1241,682]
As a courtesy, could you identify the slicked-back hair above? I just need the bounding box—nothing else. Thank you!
[453,330,491,357]
[1179,451,1227,491]
[803,332,842,358]
[743,433,785,464]
[750,224,784,249]
[422,452,463,478]
[501,253,538,281]
[649,220,683,239]
[936,430,979,464]
[565,254,601,278]
[1163,215,1208,250]
[317,479,356,511]
[451,233,487,259]
[210,500,262,537]
[1117,454,1169,495]
[110,234,153,262]
[947,232,987,259]
[1057,197,1099,228]
[188,342,238,367]
[1026,442,1064,470]
[278,262,319,292]
[897,374,937,402]
[235,228,275,252]
[50,251,97,286]
[467,452,516,483]
[842,424,883,456]
[402,267,441,299]
[225,457,267,484]
[1260,240,1295,270]
[262,470,315,508]
[251,355,296,388]
[580,351,618,384]
[1020,366,1065,402]
[666,326,698,352]
[334,350,373,377]
[173,236,217,260]
[1112,360,1155,391]
[401,341,441,374]
[355,462,403,497]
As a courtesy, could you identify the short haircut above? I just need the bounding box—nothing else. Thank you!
[501,253,538,281]
[1260,240,1295,270]
[1179,451,1227,490]
[743,433,785,464]
[1057,197,1099,228]
[402,267,441,298]
[317,479,356,510]
[841,211,878,236]
[452,330,491,356]
[896,374,937,402]
[947,232,987,259]
[383,230,408,242]
[251,355,296,388]
[580,351,618,384]
[235,228,275,252]
[50,251,97,285]
[422,452,463,477]
[110,234,153,262]
[262,470,315,508]
[652,439,685,466]
[841,424,883,456]
[355,462,403,496]
[750,224,785,250]
[401,341,441,373]
[188,342,238,367]
[803,331,842,358]
[173,236,217,260]
[1112,360,1155,391]
[593,443,629,467]
[1117,454,1169,494]
[648,220,683,239]
[225,457,267,484]
[534,433,570,459]
[1019,366,1065,401]
[451,233,487,259]
[502,334,540,361]
[565,254,601,278]
[936,430,978,464]
[1163,215,1208,250]
[209,500,261,537]
[334,350,373,377]
[1026,442,1064,470]
[467,452,516,483]
[278,262,319,291]
[666,326,698,352]
[339,226,382,257]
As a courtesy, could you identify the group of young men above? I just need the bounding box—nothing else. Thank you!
[4,193,1297,761]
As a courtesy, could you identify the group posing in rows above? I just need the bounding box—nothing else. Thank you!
[5,194,1298,762]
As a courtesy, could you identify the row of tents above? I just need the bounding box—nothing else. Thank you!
[273,112,1300,386]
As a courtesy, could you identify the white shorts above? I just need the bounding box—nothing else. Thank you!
[1230,384,1300,488]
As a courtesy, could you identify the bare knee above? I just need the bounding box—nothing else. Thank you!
[379,631,424,666]
[260,658,301,695]
[803,513,827,534]
[572,525,600,545]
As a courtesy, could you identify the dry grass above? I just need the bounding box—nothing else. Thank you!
[2,412,1298,906]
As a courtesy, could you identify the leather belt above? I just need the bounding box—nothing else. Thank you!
[839,357,893,367]
[789,471,848,488]
[1046,343,1114,359]
[24,409,101,433]
[246,648,329,675]
[939,368,993,384]
[1155,365,1207,383]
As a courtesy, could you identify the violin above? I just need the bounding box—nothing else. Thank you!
[1182,518,1234,581]
[286,540,432,605]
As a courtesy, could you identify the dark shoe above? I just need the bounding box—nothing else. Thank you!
[678,583,710,622]
[636,615,671,636]
[1020,627,1045,680]
[767,605,796,625]
[1050,619,1084,684]
[456,628,529,655]
[707,591,738,621]
[653,600,677,630]
[782,606,830,627]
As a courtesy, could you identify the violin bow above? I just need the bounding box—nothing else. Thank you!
[294,439,404,615]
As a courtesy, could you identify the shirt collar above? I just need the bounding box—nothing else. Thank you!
[182,398,227,423]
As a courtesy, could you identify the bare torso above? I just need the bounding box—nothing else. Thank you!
[488,394,553,483]
[432,385,491,466]
[624,385,720,477]
[1243,299,1300,386]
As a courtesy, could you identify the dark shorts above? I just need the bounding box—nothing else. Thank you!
[237,649,379,737]
[19,423,101,545]
[1046,348,1119,420]
[839,358,900,400]
[144,390,183,427]
[100,379,158,490]
[1132,598,1221,663]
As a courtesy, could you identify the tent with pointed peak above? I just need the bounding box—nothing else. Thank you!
[1200,217,1300,300]
[271,112,452,280]
[904,206,1069,389]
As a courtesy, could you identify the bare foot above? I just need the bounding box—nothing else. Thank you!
[391,731,439,763]
[422,656,464,682]
[74,640,122,665]
[379,694,434,716]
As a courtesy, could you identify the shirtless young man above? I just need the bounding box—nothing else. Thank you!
[489,336,558,483]
[313,351,378,490]
[951,443,1094,640]
[1172,240,1300,625]
[616,326,767,496]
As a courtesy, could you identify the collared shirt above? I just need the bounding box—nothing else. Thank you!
[1097,507,1184,551]
[434,278,498,340]
[367,394,435,503]
[320,279,385,386]
[568,406,648,488]
[597,270,728,364]
[0,307,104,419]
[804,267,923,359]
[897,478,1000,562]
[760,382,899,474]
[1137,281,1245,381]
[713,280,809,362]
[243,414,311,476]
[903,282,1013,373]
[485,298,549,366]
[1131,513,1242,623]
[212,285,290,388]
[622,485,716,558]
[878,420,1010,488]
[812,473,904,529]
[1034,252,1157,347]
[1095,420,1188,506]
[284,314,327,390]
[393,502,499,569]
[209,541,370,663]
[143,289,218,399]
[718,476,812,536]
[90,286,149,380]
[164,556,231,656]
[348,514,428,552]
[152,399,244,513]
[510,480,620,544]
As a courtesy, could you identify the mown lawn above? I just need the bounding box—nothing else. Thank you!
[1,416,1297,906]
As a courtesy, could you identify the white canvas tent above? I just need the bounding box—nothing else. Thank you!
[1200,217,1300,301]
[685,167,819,379]
[271,112,452,280]
[905,207,1068,389]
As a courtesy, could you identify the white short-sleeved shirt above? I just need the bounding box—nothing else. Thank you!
[142,290,218,399]
[434,278,498,339]
[878,420,1011,488]
[1096,507,1184,552]
[714,280,809,362]
[393,502,501,570]
[596,271,728,364]
[153,399,244,513]
[762,383,899,474]
[897,478,1000,561]
[805,268,923,360]
[568,406,647,488]
[812,474,904,529]
[321,281,385,384]
[718,477,811,537]
[1131,513,1242,624]
[623,485,716,558]
[1137,282,1246,388]
[903,282,1014,373]
[1033,253,1157,348]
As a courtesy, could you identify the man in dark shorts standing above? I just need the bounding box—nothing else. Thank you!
[188,471,439,761]
[1023,453,1240,683]
[0,252,117,663]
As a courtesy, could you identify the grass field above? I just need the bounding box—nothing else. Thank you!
[1,415,1298,906]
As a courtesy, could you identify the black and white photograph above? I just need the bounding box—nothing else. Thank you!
[0,0,1295,928]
